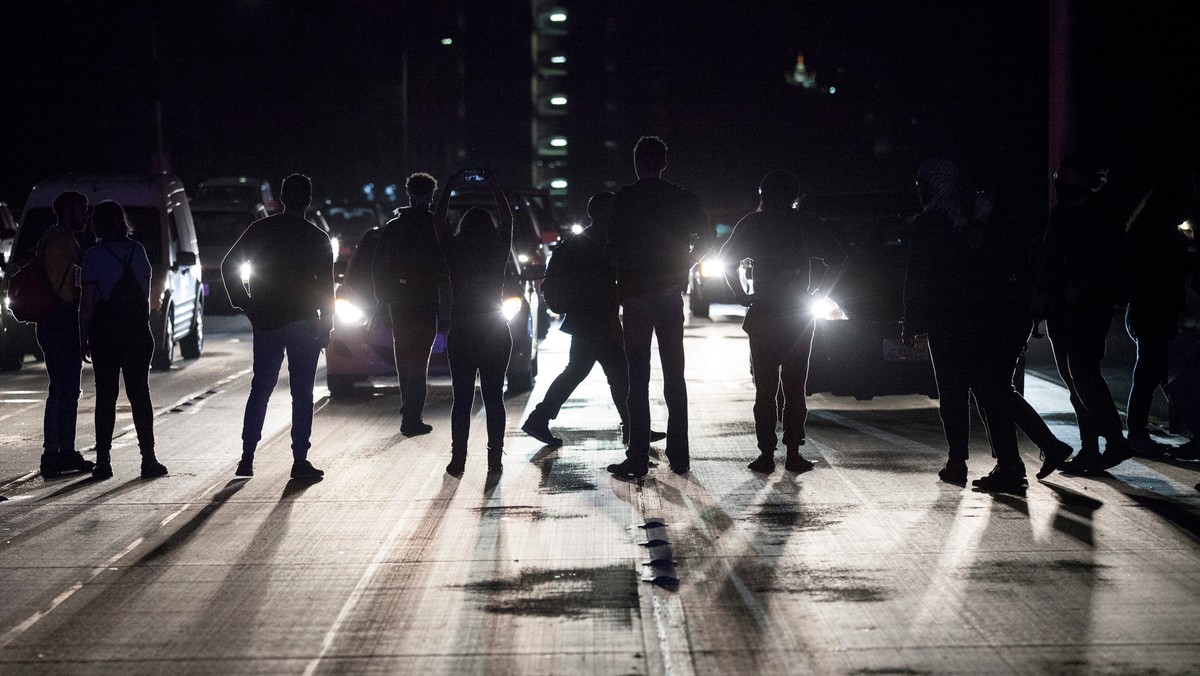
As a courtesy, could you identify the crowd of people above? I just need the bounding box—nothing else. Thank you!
[24,137,1200,494]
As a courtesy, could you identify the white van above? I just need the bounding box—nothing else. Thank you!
[4,173,205,370]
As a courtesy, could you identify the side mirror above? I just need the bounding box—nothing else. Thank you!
[175,251,197,267]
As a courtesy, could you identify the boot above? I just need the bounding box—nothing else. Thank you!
[92,449,113,480]
[487,446,504,475]
[784,445,814,473]
[522,414,563,446]
[140,450,169,479]
[446,449,467,478]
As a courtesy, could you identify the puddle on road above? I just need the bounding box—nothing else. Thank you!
[472,505,583,521]
[964,558,1110,586]
[458,564,638,625]
[834,454,936,474]
[737,562,891,603]
[534,457,598,494]
[750,503,850,532]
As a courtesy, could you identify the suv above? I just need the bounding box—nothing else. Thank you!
[195,176,278,213]
[1,174,205,371]
[326,226,541,397]
[801,191,940,400]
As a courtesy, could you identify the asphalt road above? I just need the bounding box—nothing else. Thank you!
[1,306,1198,675]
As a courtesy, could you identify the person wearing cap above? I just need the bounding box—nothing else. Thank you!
[34,191,96,479]
[718,171,843,474]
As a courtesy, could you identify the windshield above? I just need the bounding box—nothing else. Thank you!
[196,185,261,204]
[15,206,163,266]
[193,210,250,252]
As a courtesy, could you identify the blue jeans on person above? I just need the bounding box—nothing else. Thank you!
[36,301,81,456]
[621,287,688,471]
[241,319,323,462]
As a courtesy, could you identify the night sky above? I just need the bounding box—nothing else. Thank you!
[5,1,1198,221]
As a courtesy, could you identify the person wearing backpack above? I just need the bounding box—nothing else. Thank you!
[78,201,167,480]
[34,191,95,479]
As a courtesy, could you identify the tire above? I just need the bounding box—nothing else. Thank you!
[179,299,204,360]
[690,293,710,319]
[152,309,175,371]
[327,374,360,399]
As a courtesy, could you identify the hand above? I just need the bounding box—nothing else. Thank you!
[736,293,754,308]
[80,339,91,363]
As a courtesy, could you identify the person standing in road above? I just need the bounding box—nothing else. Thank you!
[222,174,334,480]
[372,172,447,436]
[1032,154,1134,474]
[719,171,844,474]
[434,171,513,477]
[606,136,712,478]
[521,192,667,447]
[35,190,95,479]
[903,158,1034,492]
[78,201,167,480]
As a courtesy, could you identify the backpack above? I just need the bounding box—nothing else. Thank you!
[7,246,68,324]
[540,238,587,315]
[93,244,149,328]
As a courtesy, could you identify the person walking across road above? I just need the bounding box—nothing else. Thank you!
[606,136,711,478]
[435,171,513,477]
[521,192,666,448]
[719,171,844,474]
[78,201,167,480]
[372,172,448,436]
[222,174,334,480]
[35,190,95,479]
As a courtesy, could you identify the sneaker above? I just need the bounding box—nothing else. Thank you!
[401,421,434,437]
[446,452,466,478]
[1129,436,1169,458]
[971,466,1027,493]
[607,459,648,479]
[290,460,324,480]
[92,462,114,480]
[60,450,95,474]
[784,453,814,474]
[140,460,169,479]
[521,418,563,447]
[1036,440,1073,480]
[1060,449,1103,476]
[938,459,968,485]
[748,453,776,474]
[235,460,254,477]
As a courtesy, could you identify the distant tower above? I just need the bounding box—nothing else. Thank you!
[786,53,818,89]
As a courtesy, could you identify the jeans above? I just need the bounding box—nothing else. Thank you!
[389,292,438,425]
[448,318,512,453]
[621,288,688,469]
[1046,307,1125,450]
[1125,306,1172,438]
[36,301,81,455]
[927,316,1027,471]
[241,319,324,462]
[531,328,629,424]
[91,323,155,454]
[746,308,815,452]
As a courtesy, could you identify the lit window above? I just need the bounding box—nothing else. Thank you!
[549,137,568,147]
[441,37,453,46]
[550,55,567,64]
[550,179,568,189]
[549,96,567,106]
[549,12,567,22]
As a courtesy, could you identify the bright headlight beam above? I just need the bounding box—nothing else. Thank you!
[335,298,366,324]
[810,296,848,320]
[501,297,523,321]
[699,259,726,278]
[239,262,253,283]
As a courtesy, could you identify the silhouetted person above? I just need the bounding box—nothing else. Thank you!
[719,171,843,474]
[1033,154,1133,474]
[222,173,333,480]
[521,193,666,447]
[372,172,447,436]
[35,191,95,479]
[1123,180,1194,456]
[435,171,513,477]
[904,158,1032,492]
[78,201,166,479]
[606,136,711,478]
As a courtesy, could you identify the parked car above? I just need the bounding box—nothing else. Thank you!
[326,226,542,398]
[800,191,940,400]
[686,221,739,318]
[323,200,387,264]
[1,174,205,371]
[195,176,277,213]
[0,201,17,268]
[191,200,267,314]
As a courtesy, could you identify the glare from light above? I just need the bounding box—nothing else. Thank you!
[517,254,530,264]
[441,37,453,46]
[570,223,584,234]
[1180,221,1194,240]
[549,96,568,106]
[549,137,568,147]
[550,179,568,189]
[549,12,567,22]
[335,298,367,325]
[330,237,339,258]
[550,55,567,64]
[239,262,253,283]
[501,297,523,321]
[699,259,726,278]
[828,86,837,94]
[810,296,848,320]
[238,177,248,184]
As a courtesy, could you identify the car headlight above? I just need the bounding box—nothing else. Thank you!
[501,296,523,321]
[335,298,367,325]
[699,259,726,278]
[810,296,848,320]
[329,236,340,259]
[239,262,253,283]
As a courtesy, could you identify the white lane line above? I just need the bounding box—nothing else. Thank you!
[0,582,85,649]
